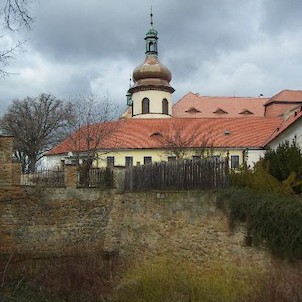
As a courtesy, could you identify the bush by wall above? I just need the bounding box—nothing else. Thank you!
[230,163,294,195]
[217,188,302,261]
[262,140,302,193]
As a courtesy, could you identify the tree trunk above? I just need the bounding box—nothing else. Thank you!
[29,155,37,173]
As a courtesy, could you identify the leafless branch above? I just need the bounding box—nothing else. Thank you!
[0,0,34,75]
[2,0,34,30]
[62,93,119,167]
[159,122,215,160]
[0,39,25,77]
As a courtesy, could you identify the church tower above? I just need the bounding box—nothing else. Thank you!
[127,11,175,118]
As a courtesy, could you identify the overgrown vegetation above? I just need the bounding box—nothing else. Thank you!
[0,252,119,302]
[231,140,302,195]
[111,256,261,302]
[112,256,302,302]
[217,188,302,261]
[1,252,302,301]
[230,162,296,195]
[263,140,302,193]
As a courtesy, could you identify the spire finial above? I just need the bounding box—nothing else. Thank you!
[129,75,132,88]
[150,6,153,28]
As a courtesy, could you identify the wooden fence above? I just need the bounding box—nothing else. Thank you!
[21,170,65,187]
[124,158,230,191]
[77,167,115,189]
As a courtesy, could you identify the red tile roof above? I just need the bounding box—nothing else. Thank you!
[173,92,268,118]
[265,90,302,106]
[264,108,302,146]
[48,117,283,155]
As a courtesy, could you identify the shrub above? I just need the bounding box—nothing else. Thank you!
[262,140,302,193]
[230,162,295,196]
[217,188,302,261]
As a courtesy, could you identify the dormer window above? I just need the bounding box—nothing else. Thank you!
[185,107,201,113]
[239,109,254,115]
[214,108,228,114]
[150,132,163,137]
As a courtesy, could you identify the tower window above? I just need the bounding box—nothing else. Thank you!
[162,98,169,115]
[142,98,150,114]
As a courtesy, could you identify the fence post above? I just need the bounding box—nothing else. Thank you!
[65,165,78,188]
[114,167,126,192]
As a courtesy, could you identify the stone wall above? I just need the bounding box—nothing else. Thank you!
[0,136,21,187]
[0,188,269,269]
[0,187,112,254]
[104,192,268,266]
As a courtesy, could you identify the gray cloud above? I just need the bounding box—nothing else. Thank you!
[1,0,302,116]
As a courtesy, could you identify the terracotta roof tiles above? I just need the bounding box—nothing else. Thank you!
[173,92,268,118]
[48,117,283,155]
[265,90,302,106]
[264,109,302,146]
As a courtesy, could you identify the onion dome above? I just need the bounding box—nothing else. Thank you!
[133,55,172,83]
[129,55,174,94]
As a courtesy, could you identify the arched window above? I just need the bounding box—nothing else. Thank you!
[142,98,150,114]
[162,98,169,115]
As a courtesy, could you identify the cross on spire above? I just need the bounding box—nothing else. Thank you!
[150,6,153,27]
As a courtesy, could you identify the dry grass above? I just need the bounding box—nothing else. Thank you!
[112,256,302,302]
[111,256,264,302]
[0,251,120,302]
[1,253,301,302]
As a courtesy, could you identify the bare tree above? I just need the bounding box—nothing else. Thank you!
[159,122,215,160]
[193,131,216,159]
[0,93,74,172]
[0,0,34,76]
[2,0,33,30]
[63,93,118,168]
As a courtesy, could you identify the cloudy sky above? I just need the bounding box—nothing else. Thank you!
[0,0,302,116]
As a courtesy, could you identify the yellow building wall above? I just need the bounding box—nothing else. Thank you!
[96,148,245,168]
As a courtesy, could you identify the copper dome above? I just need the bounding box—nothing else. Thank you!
[133,54,172,84]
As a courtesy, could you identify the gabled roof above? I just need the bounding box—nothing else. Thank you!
[265,90,302,106]
[173,92,268,118]
[48,117,283,155]
[264,108,302,146]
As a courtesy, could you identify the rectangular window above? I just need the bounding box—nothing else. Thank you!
[125,156,133,167]
[231,155,239,169]
[144,156,152,165]
[168,156,176,162]
[192,155,201,162]
[107,156,115,168]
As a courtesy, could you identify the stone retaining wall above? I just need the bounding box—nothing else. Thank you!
[0,188,269,270]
